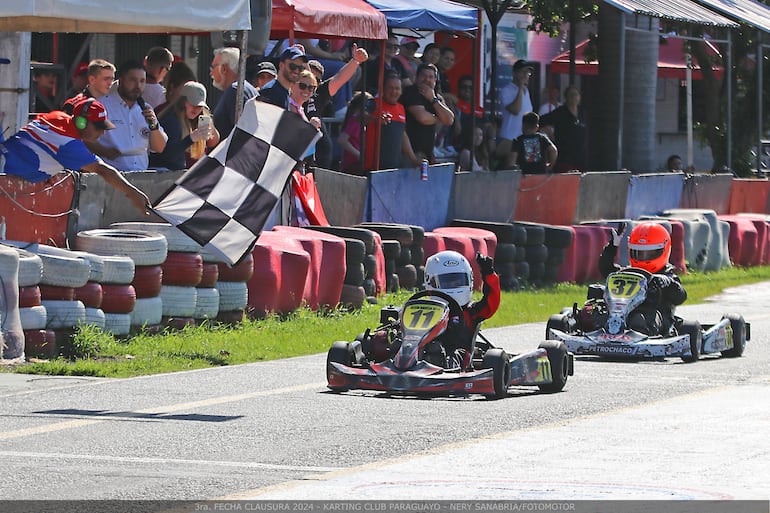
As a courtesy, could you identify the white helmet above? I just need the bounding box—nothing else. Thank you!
[424,250,473,307]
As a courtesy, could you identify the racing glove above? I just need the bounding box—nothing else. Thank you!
[649,274,672,290]
[476,252,495,276]
[609,222,626,247]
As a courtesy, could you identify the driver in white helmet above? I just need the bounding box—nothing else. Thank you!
[424,250,501,369]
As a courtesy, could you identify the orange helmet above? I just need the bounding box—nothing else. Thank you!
[628,222,671,273]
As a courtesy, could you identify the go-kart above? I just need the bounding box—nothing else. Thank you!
[326,290,574,399]
[546,267,749,362]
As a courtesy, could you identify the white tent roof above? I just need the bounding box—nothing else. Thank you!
[0,0,251,33]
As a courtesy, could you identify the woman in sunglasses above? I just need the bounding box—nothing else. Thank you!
[288,70,322,169]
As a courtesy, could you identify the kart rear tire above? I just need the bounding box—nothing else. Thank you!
[546,314,569,340]
[679,320,702,363]
[538,340,569,393]
[721,313,746,358]
[481,348,510,400]
[327,341,355,392]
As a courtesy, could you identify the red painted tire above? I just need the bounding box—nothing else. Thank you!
[23,329,58,359]
[161,252,203,287]
[162,316,197,330]
[199,263,219,288]
[74,282,103,309]
[18,286,42,308]
[217,253,254,282]
[216,309,245,325]
[100,284,137,314]
[132,265,163,298]
[39,285,75,301]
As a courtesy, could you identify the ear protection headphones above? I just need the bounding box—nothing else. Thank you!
[74,98,95,130]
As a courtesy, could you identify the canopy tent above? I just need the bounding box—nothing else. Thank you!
[271,0,388,40]
[0,0,251,32]
[551,37,724,80]
[365,0,478,31]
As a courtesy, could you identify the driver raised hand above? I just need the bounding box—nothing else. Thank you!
[423,250,501,370]
[598,221,687,336]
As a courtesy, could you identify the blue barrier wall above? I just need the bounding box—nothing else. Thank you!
[575,171,630,223]
[450,170,521,223]
[624,173,685,220]
[367,163,455,230]
[314,168,368,226]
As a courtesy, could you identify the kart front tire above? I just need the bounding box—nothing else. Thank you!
[327,341,355,392]
[546,314,569,339]
[680,320,702,363]
[721,313,746,358]
[481,348,510,400]
[538,340,569,393]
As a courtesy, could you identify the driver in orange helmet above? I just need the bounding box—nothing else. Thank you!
[598,221,687,336]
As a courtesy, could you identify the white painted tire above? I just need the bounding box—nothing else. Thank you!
[14,249,44,287]
[111,222,203,254]
[19,305,47,330]
[84,308,106,330]
[41,300,86,329]
[35,245,105,283]
[159,285,197,317]
[215,281,248,311]
[103,312,131,336]
[99,255,136,285]
[37,252,91,288]
[193,287,220,319]
[76,229,168,266]
[131,297,163,326]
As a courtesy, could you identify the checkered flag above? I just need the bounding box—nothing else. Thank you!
[152,99,321,265]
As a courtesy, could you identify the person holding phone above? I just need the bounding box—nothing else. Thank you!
[150,81,220,171]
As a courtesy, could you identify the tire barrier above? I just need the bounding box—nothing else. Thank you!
[356,223,422,292]
[163,252,204,287]
[100,284,137,315]
[111,222,203,253]
[381,239,401,292]
[23,329,57,359]
[39,285,75,301]
[42,299,86,330]
[19,305,47,330]
[339,284,366,310]
[214,281,248,312]
[556,225,610,284]
[272,226,345,310]
[217,253,254,283]
[76,229,168,267]
[132,265,163,299]
[84,307,106,330]
[18,286,42,308]
[160,285,198,318]
[15,249,43,288]
[192,288,220,321]
[249,231,311,317]
[131,296,163,327]
[99,255,136,285]
[103,312,132,336]
[200,263,219,289]
[36,251,90,289]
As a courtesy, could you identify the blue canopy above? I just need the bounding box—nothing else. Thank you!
[366,0,478,31]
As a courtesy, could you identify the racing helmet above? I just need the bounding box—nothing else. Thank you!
[424,250,473,307]
[628,222,671,273]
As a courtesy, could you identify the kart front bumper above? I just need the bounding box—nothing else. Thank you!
[549,329,693,359]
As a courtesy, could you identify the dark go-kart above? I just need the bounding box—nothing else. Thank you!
[546,267,749,362]
[326,290,574,399]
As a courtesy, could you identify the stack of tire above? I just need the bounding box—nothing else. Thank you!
[306,226,379,308]
[35,248,90,345]
[542,225,574,285]
[14,249,56,358]
[449,220,522,291]
[216,252,252,324]
[356,223,422,292]
[76,229,166,336]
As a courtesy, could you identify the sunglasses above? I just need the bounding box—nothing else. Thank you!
[288,62,306,72]
[296,82,317,93]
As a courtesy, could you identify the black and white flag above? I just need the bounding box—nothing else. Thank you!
[152,99,321,265]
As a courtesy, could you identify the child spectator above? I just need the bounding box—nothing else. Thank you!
[509,112,557,174]
[337,91,374,175]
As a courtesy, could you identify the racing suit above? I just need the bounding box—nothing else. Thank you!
[598,241,687,336]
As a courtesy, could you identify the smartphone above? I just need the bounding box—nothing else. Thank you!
[198,114,212,129]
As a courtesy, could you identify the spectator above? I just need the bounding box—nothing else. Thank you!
[452,74,483,151]
[338,91,374,175]
[88,59,168,171]
[437,46,457,102]
[150,81,220,171]
[420,43,441,67]
[509,112,557,174]
[401,63,455,163]
[248,60,278,90]
[143,47,174,108]
[298,39,358,117]
[1,96,150,213]
[540,85,587,173]
[288,69,322,171]
[458,125,489,172]
[62,59,117,114]
[364,73,420,171]
[361,36,406,95]
[31,68,59,113]
[496,59,533,164]
[65,62,89,101]
[210,47,259,138]
[259,46,308,109]
[159,60,196,110]
[395,37,421,84]
[538,86,561,115]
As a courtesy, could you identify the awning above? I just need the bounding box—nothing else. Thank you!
[694,0,770,34]
[271,0,388,40]
[365,0,478,31]
[0,0,251,32]
[551,37,725,79]
[604,0,738,27]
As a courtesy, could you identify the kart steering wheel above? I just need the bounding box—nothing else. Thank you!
[408,289,464,319]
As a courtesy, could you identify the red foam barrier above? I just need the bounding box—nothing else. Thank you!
[434,226,498,258]
[727,179,770,214]
[736,214,770,265]
[255,231,312,313]
[718,215,760,267]
[271,226,346,310]
[434,227,499,291]
[557,225,610,284]
[422,233,447,262]
[371,232,387,297]
[514,174,581,226]
[247,243,281,317]
[162,252,203,287]
[667,220,687,274]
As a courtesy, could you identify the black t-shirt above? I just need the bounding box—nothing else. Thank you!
[401,85,437,162]
[540,105,587,169]
[512,133,553,174]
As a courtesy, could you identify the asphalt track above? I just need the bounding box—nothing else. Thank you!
[0,282,768,501]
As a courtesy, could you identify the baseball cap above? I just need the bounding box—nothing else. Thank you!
[279,46,308,62]
[513,59,534,72]
[72,62,89,78]
[72,97,115,130]
[256,61,277,77]
[180,81,208,108]
[400,37,419,47]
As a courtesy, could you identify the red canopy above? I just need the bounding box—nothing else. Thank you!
[271,0,388,40]
[551,38,724,80]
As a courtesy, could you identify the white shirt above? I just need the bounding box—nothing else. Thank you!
[142,83,166,109]
[499,82,532,141]
[98,92,167,171]
[538,101,560,116]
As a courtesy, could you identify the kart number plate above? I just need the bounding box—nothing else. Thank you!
[403,303,444,331]
[607,272,644,298]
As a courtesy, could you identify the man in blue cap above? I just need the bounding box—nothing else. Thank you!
[258,46,309,109]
